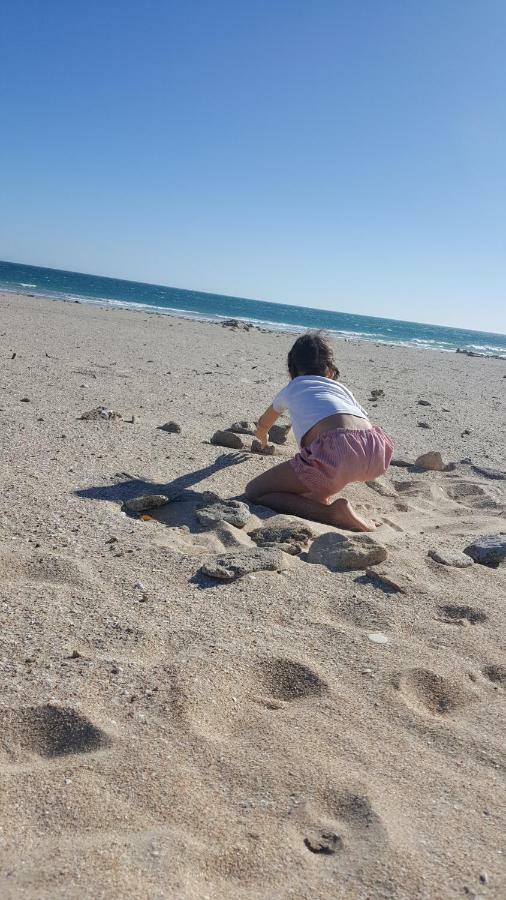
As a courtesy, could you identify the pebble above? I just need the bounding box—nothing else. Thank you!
[479,873,489,885]
[134,581,146,592]
[159,421,182,433]
[414,451,446,471]
[464,534,506,568]
[368,633,389,644]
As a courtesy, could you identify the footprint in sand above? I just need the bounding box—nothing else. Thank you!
[257,658,329,702]
[437,604,488,626]
[0,705,110,762]
[394,669,478,717]
[444,482,500,511]
[482,665,506,686]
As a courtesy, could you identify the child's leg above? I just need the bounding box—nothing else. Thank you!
[245,461,375,531]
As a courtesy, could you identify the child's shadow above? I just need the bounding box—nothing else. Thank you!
[75,452,253,532]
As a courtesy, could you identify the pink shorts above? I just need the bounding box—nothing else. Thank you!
[290,426,394,501]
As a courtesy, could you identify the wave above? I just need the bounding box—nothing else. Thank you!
[18,282,37,287]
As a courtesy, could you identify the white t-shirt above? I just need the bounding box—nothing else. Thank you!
[272,375,368,447]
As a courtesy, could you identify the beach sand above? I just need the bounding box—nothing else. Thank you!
[0,291,505,899]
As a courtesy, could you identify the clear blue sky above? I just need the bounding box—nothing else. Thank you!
[1,1,505,332]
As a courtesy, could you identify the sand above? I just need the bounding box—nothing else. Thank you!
[0,291,505,899]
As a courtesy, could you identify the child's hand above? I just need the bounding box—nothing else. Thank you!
[254,426,268,449]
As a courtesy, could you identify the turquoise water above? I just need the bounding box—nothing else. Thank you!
[1,259,505,357]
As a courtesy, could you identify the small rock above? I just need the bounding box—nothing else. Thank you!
[201,547,288,581]
[159,421,182,434]
[197,499,251,529]
[304,831,343,855]
[227,421,257,435]
[20,397,30,402]
[307,533,388,571]
[464,535,506,568]
[479,873,489,885]
[429,549,474,568]
[417,399,431,406]
[370,388,384,399]
[211,430,244,449]
[251,439,276,455]
[123,494,170,513]
[368,633,389,644]
[365,567,410,593]
[134,581,146,591]
[417,421,431,429]
[461,428,471,436]
[249,517,315,551]
[390,458,412,468]
[414,451,446,471]
[70,649,82,659]
[268,424,292,445]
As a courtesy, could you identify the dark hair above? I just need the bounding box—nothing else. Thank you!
[287,331,340,380]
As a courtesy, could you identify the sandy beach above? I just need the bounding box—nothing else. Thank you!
[0,291,505,899]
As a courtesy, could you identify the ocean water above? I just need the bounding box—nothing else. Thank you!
[1,259,505,357]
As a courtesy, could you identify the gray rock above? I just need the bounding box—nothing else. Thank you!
[471,464,506,481]
[123,494,170,513]
[196,499,251,529]
[249,518,315,551]
[417,399,431,406]
[429,549,474,568]
[227,421,256,435]
[414,451,445,471]
[307,533,388,571]
[417,421,431,429]
[463,535,506,568]
[210,430,244,449]
[390,458,412,468]
[201,547,288,580]
[268,424,292,445]
[159,421,182,433]
[251,439,276,455]
[370,388,384,399]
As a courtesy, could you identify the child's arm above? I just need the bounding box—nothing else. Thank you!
[255,405,281,448]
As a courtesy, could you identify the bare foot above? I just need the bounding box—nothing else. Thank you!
[328,498,376,532]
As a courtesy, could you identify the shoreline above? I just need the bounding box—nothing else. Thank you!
[1,285,505,358]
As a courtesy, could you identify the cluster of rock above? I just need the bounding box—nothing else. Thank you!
[210,420,292,455]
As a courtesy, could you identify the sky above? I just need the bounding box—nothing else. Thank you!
[1,1,505,332]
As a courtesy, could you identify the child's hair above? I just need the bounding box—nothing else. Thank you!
[287,331,340,380]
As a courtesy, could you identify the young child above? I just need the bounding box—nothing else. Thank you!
[245,332,393,531]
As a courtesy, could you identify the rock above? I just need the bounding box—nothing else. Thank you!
[471,464,506,481]
[307,533,388,571]
[304,831,343,855]
[417,399,431,406]
[370,388,384,399]
[80,406,122,421]
[428,549,474,568]
[366,477,397,498]
[417,421,431,429]
[259,541,305,556]
[196,499,251,529]
[123,494,170,513]
[390,458,412,468]
[249,517,315,551]
[159,421,182,433]
[268,424,292,445]
[463,535,506,568]
[201,547,288,581]
[461,428,471,436]
[414,451,445,471]
[251,439,276,455]
[368,632,389,644]
[364,567,411,593]
[221,318,251,331]
[227,421,256,435]
[20,397,30,402]
[210,430,245,449]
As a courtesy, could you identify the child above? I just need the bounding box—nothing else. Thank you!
[245,332,393,531]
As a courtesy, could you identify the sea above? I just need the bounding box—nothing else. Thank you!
[1,259,505,358]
